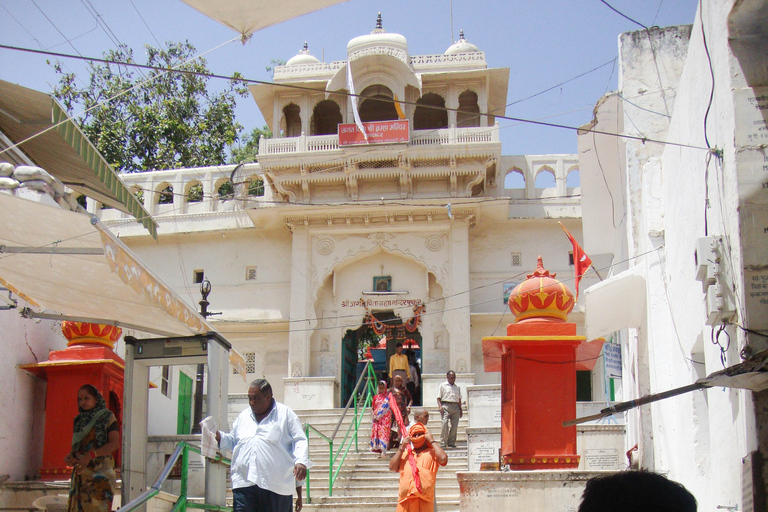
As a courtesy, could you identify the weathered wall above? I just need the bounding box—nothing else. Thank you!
[0,309,64,480]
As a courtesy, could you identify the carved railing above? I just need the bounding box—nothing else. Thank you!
[260,124,500,155]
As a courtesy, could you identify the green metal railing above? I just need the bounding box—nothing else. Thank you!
[116,441,231,512]
[303,361,378,502]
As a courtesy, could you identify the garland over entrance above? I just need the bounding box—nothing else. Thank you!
[362,301,425,336]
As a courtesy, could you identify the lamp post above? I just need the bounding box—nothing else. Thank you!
[191,278,217,434]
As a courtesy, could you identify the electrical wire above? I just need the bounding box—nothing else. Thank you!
[0,44,716,155]
[30,0,85,58]
[599,0,648,30]
[0,37,241,159]
[128,0,164,49]
[505,57,617,108]
[699,0,716,150]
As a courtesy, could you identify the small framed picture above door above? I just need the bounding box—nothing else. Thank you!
[373,275,392,292]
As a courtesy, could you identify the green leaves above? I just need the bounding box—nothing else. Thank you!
[230,125,272,164]
[52,42,249,173]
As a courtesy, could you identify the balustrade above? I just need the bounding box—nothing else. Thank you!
[260,124,500,155]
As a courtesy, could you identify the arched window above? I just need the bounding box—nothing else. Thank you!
[130,187,143,205]
[282,103,301,137]
[186,181,203,203]
[247,177,265,197]
[359,85,398,122]
[566,169,580,189]
[457,90,480,127]
[414,93,448,130]
[504,169,526,190]
[311,100,342,135]
[218,179,234,200]
[534,168,556,189]
[158,184,174,204]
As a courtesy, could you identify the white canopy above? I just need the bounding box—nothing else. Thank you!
[179,0,351,36]
[0,192,212,337]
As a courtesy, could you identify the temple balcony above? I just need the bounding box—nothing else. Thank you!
[258,124,500,157]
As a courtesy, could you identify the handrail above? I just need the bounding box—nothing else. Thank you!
[117,441,231,512]
[303,361,377,502]
[332,360,377,440]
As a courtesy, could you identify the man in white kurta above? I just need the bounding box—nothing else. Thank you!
[217,379,309,512]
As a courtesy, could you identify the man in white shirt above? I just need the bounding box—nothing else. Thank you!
[216,379,309,512]
[436,370,462,448]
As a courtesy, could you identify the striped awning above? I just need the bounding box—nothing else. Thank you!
[0,80,157,239]
[0,192,206,336]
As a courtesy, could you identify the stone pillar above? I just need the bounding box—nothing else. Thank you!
[287,225,311,389]
[443,221,471,374]
[446,83,458,127]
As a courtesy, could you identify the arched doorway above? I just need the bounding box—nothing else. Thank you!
[340,309,423,406]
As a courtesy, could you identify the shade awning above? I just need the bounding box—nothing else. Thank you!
[179,0,351,36]
[0,80,157,238]
[0,192,210,337]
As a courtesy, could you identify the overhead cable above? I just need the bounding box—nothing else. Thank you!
[0,44,716,154]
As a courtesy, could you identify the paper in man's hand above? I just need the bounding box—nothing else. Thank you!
[200,416,218,458]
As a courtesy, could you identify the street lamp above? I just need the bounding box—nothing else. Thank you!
[199,277,212,318]
[192,277,218,434]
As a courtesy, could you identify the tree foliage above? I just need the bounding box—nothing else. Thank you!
[230,125,272,164]
[52,42,249,173]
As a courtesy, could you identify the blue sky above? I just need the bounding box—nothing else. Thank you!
[0,0,699,157]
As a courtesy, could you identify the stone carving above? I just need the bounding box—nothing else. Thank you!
[349,46,409,65]
[368,232,396,245]
[317,237,335,255]
[425,234,444,252]
[291,362,303,377]
[456,358,468,373]
[434,332,444,349]
[320,338,329,352]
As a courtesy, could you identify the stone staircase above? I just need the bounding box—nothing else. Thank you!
[290,406,469,512]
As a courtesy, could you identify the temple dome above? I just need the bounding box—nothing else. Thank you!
[445,30,480,55]
[286,42,320,66]
[507,256,575,322]
[347,12,408,56]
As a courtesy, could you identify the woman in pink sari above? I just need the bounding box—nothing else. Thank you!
[370,381,392,457]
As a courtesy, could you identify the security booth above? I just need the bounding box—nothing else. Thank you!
[123,332,232,509]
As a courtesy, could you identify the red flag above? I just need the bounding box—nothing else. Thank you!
[388,392,422,493]
[558,222,592,298]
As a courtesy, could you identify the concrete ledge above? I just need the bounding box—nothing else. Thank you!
[284,376,339,409]
[457,470,617,512]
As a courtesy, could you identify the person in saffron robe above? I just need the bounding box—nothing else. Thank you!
[65,384,120,512]
[388,422,447,512]
[370,380,393,457]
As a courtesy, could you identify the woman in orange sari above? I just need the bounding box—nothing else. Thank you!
[65,385,120,512]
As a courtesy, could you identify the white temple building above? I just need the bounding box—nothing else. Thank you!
[97,16,594,417]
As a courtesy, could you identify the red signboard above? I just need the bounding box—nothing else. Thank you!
[338,120,410,146]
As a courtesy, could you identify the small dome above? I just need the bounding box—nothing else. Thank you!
[445,30,480,55]
[507,256,575,322]
[286,42,320,66]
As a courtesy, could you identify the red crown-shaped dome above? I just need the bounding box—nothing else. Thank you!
[508,256,574,322]
[62,321,122,349]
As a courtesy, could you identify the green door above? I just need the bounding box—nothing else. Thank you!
[177,371,193,435]
[341,329,358,406]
